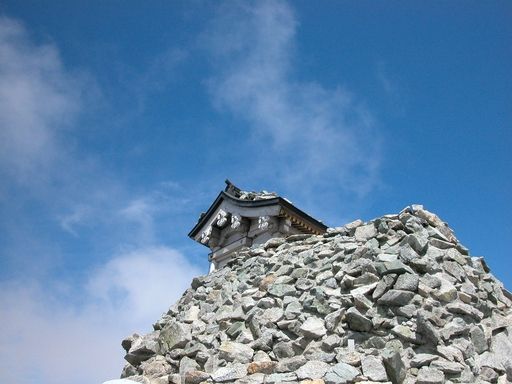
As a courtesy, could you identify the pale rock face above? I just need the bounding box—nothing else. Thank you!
[361,355,388,381]
[117,205,512,384]
[299,317,327,339]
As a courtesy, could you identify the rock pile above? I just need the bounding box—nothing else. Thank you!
[120,205,512,384]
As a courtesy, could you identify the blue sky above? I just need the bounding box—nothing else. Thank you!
[0,1,510,383]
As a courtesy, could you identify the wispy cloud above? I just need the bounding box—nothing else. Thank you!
[206,1,381,198]
[0,15,206,384]
[0,247,201,384]
[0,16,81,182]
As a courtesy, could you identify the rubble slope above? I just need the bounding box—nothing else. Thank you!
[120,205,512,384]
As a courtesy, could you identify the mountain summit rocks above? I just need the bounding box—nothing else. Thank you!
[119,205,512,384]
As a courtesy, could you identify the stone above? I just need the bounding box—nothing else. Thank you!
[277,356,308,372]
[265,372,297,383]
[400,243,419,262]
[183,306,200,323]
[430,360,464,374]
[382,348,406,384]
[140,356,172,377]
[416,310,440,344]
[354,224,377,241]
[410,354,438,368]
[401,234,428,255]
[260,307,284,324]
[391,324,417,343]
[296,361,331,380]
[416,367,444,384]
[446,301,484,320]
[480,366,499,383]
[300,317,327,339]
[211,363,248,382]
[377,253,398,262]
[125,333,161,365]
[285,300,303,319]
[179,356,200,377]
[268,283,297,297]
[247,361,277,375]
[393,274,419,292]
[184,371,210,384]
[377,290,415,306]
[345,307,373,332]
[350,282,378,296]
[118,205,512,384]
[470,325,488,354]
[376,260,414,276]
[324,309,344,332]
[273,341,295,359]
[361,355,388,381]
[219,341,254,363]
[324,362,360,384]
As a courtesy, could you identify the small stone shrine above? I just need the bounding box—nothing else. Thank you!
[189,180,327,271]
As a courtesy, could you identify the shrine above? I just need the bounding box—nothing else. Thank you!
[189,180,327,271]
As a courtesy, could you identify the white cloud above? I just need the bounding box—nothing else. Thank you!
[0,14,207,384]
[0,16,81,181]
[207,0,381,197]
[0,246,203,384]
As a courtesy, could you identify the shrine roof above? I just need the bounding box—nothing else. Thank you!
[188,180,327,238]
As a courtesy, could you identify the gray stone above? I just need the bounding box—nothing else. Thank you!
[268,283,296,297]
[260,307,284,324]
[184,370,211,384]
[361,355,388,381]
[300,317,327,339]
[296,360,330,379]
[324,309,344,332]
[350,282,378,296]
[377,253,398,262]
[393,274,419,291]
[354,224,377,241]
[400,243,419,262]
[211,363,248,382]
[284,300,302,319]
[117,205,512,384]
[376,260,414,276]
[401,234,428,254]
[382,347,406,384]
[377,289,415,306]
[410,353,438,368]
[391,324,417,343]
[273,341,295,359]
[324,362,360,384]
[296,278,314,290]
[416,367,444,384]
[216,305,245,321]
[219,341,254,363]
[446,301,484,320]
[182,306,200,323]
[265,372,297,383]
[480,366,499,383]
[430,360,464,374]
[416,311,440,345]
[125,333,161,365]
[179,356,200,377]
[276,356,307,372]
[345,307,373,332]
[470,325,488,354]
[443,261,466,282]
[429,238,454,250]
[140,355,172,377]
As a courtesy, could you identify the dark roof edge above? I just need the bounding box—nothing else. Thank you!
[188,191,327,239]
